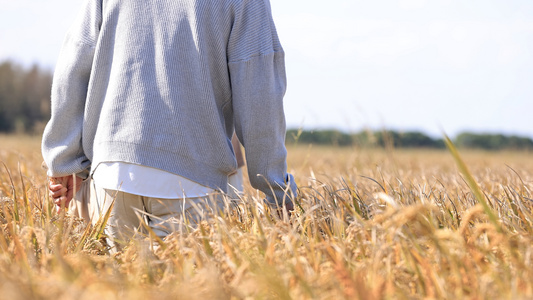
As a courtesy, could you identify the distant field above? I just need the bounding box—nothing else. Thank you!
[0,134,532,299]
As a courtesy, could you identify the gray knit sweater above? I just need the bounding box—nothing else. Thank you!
[42,0,297,205]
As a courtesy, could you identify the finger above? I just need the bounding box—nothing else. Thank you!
[50,187,67,198]
[49,183,65,192]
[54,196,65,205]
[50,187,68,199]
[54,196,68,207]
[49,176,66,185]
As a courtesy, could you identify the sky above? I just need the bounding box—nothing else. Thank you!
[1,0,532,139]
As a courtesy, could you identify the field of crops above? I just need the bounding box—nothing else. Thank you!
[0,134,532,299]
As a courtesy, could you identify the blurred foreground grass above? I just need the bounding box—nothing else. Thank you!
[0,134,532,299]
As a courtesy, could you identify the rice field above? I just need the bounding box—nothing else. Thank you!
[0,134,532,299]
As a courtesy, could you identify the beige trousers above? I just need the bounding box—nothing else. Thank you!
[69,179,226,251]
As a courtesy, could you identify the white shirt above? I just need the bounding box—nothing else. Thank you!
[92,162,215,199]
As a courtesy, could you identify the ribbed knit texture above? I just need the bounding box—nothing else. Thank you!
[42,0,297,205]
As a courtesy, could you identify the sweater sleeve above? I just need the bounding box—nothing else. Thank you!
[228,0,297,206]
[41,0,101,178]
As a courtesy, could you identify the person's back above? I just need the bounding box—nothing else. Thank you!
[43,0,297,248]
[84,0,245,191]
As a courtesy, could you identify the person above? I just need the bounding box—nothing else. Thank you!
[43,0,297,249]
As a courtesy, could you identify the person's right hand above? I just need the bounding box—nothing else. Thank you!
[48,175,83,210]
[273,200,294,220]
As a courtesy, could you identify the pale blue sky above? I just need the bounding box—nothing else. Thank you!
[1,0,532,138]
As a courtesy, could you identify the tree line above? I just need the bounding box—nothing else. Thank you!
[286,129,533,151]
[0,61,52,134]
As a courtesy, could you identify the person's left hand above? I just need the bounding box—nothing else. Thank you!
[48,175,83,210]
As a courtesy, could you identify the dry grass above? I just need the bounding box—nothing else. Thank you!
[0,134,532,299]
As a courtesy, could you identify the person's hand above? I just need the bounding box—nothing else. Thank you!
[274,200,294,220]
[283,200,294,212]
[48,175,83,210]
